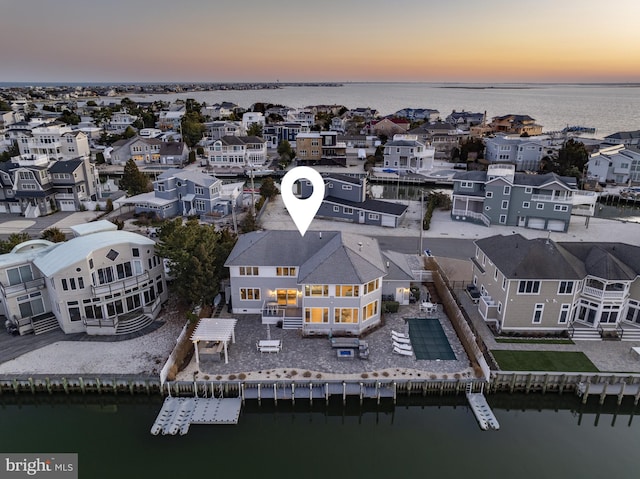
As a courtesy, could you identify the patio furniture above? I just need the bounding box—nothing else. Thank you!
[391,330,408,339]
[391,334,411,345]
[393,346,413,356]
[393,341,412,352]
[330,337,360,349]
[257,339,282,353]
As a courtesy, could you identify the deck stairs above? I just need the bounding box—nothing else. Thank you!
[283,317,303,330]
[31,313,60,335]
[620,325,640,342]
[570,327,602,341]
[116,313,153,335]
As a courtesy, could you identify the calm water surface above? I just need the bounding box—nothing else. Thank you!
[1,395,638,478]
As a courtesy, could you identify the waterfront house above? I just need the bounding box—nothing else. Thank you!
[263,122,307,149]
[471,234,640,340]
[0,221,168,336]
[203,121,242,140]
[105,111,138,134]
[225,230,386,336]
[484,136,546,171]
[241,112,265,134]
[117,168,242,219]
[603,130,640,148]
[445,110,485,129]
[382,134,435,174]
[393,108,440,122]
[586,145,640,185]
[202,135,268,169]
[451,164,596,231]
[17,122,90,161]
[407,122,467,160]
[156,108,185,131]
[109,136,162,165]
[295,131,347,166]
[367,117,410,138]
[489,114,543,136]
[298,173,408,227]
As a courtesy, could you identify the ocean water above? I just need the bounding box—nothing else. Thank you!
[121,82,640,138]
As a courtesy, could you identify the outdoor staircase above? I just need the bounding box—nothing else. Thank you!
[282,317,303,330]
[115,313,153,335]
[620,325,640,342]
[570,327,602,341]
[31,313,59,335]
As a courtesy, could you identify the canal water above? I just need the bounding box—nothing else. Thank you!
[1,394,638,478]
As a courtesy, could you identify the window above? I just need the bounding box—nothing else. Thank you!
[156,183,165,192]
[106,249,119,261]
[364,278,379,294]
[116,262,133,279]
[486,191,493,198]
[525,187,532,194]
[459,181,473,188]
[499,214,507,224]
[335,307,359,323]
[363,301,378,321]
[532,303,544,323]
[558,281,574,294]
[503,186,511,195]
[498,302,503,313]
[368,213,380,220]
[333,205,339,213]
[304,307,328,323]
[239,266,259,276]
[195,186,204,195]
[7,265,34,286]
[536,203,544,210]
[89,258,94,269]
[17,292,45,318]
[522,201,530,208]
[601,305,620,324]
[494,268,498,280]
[343,207,353,215]
[502,277,507,290]
[97,267,114,285]
[304,285,328,297]
[558,304,571,324]
[518,280,540,294]
[195,200,206,211]
[276,267,296,276]
[336,285,359,297]
[554,204,569,212]
[239,288,260,300]
[341,185,352,190]
[501,200,509,209]
[132,248,139,257]
[68,301,81,322]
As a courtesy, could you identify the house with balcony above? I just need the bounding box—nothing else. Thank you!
[117,168,242,219]
[603,130,640,148]
[445,110,485,129]
[106,111,138,134]
[225,230,386,336]
[202,136,268,172]
[484,136,546,171]
[451,164,596,232]
[407,123,467,160]
[295,131,347,166]
[382,134,435,174]
[203,121,242,141]
[109,136,162,165]
[471,234,640,340]
[263,122,308,148]
[393,108,440,123]
[156,108,185,131]
[587,145,640,185]
[0,221,168,336]
[299,173,408,227]
[17,123,90,161]
[489,114,543,136]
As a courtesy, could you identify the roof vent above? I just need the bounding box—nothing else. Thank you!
[358,242,363,251]
[319,232,322,239]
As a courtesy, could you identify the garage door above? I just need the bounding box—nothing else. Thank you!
[547,220,566,232]
[381,214,396,227]
[59,200,76,212]
[527,218,545,230]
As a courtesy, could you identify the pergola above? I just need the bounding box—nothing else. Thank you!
[190,318,238,366]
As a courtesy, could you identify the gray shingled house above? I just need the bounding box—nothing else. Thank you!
[299,173,408,227]
[225,230,387,336]
[471,234,640,340]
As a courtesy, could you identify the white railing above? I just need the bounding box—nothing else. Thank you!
[55,193,76,200]
[530,193,572,203]
[451,208,487,223]
[91,271,150,296]
[582,286,626,300]
[0,277,45,297]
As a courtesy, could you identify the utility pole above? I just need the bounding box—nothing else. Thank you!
[419,190,424,255]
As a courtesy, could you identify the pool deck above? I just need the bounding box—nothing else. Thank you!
[176,285,474,382]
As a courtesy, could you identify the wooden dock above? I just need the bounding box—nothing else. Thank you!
[576,381,640,405]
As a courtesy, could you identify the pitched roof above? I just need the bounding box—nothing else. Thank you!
[48,158,83,174]
[474,234,585,279]
[324,196,408,216]
[225,230,386,285]
[159,142,186,156]
[381,250,415,281]
[325,173,361,185]
[558,243,640,280]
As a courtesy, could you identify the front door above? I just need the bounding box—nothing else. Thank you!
[359,210,365,223]
[518,216,526,227]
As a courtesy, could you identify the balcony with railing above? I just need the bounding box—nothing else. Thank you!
[479,295,498,321]
[261,301,302,325]
[0,277,45,297]
[451,208,491,226]
[582,285,627,300]
[530,192,573,203]
[91,271,150,296]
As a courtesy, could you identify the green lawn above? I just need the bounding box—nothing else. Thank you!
[491,350,599,372]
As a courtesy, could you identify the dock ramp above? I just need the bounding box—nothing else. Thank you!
[151,397,242,435]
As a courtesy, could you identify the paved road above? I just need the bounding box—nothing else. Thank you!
[375,236,475,260]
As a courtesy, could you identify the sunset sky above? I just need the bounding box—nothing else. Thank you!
[2,0,639,83]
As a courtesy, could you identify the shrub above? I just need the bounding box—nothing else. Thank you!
[382,301,399,313]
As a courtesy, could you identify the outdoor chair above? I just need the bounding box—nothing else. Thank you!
[391,334,411,345]
[393,341,412,352]
[393,346,413,357]
[391,330,408,339]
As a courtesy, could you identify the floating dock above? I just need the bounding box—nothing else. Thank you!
[151,397,242,435]
[466,384,500,430]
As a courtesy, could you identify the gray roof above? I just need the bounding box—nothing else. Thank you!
[557,243,640,280]
[381,250,415,281]
[225,230,386,285]
[325,173,361,185]
[324,196,408,216]
[452,171,487,182]
[159,142,186,156]
[48,158,83,174]
[474,234,585,280]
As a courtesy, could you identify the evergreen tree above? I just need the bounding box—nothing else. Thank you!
[0,233,31,254]
[119,159,150,196]
[259,177,279,200]
[40,227,67,243]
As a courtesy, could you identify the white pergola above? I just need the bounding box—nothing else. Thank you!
[190,318,238,366]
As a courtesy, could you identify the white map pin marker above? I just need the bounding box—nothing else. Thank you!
[281,166,325,237]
